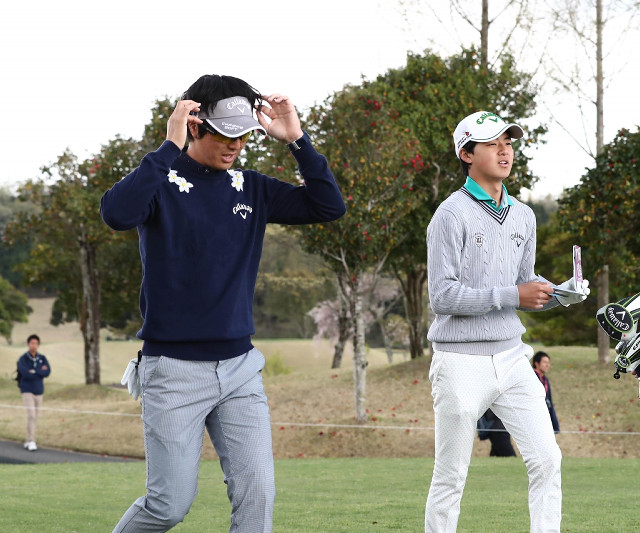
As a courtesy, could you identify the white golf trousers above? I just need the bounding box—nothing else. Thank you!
[425,343,562,533]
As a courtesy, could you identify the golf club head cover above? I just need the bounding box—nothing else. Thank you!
[596,292,640,342]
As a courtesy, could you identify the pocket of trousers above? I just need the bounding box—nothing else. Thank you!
[139,355,164,390]
[428,351,446,384]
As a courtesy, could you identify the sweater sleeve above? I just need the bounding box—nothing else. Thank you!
[427,206,519,316]
[266,133,346,225]
[36,355,51,378]
[100,141,182,231]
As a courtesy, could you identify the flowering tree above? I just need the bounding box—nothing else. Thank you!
[308,274,402,366]
[246,83,425,422]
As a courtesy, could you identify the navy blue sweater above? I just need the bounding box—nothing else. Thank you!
[18,352,51,395]
[100,134,345,360]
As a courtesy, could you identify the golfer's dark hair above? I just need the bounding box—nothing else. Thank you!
[27,334,40,344]
[532,351,549,368]
[183,74,262,141]
[459,140,477,178]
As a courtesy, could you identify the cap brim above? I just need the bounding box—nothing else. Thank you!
[205,117,267,137]
[505,124,524,140]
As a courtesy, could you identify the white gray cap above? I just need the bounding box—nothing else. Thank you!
[197,96,266,137]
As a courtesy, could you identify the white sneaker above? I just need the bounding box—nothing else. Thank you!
[23,441,30,449]
[27,441,37,451]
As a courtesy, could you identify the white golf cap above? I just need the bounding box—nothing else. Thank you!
[453,111,524,159]
[196,96,266,137]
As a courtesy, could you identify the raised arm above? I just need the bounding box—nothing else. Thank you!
[100,100,202,230]
[257,93,345,224]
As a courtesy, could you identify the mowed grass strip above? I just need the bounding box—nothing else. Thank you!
[0,457,638,532]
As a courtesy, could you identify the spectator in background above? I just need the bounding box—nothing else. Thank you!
[532,351,560,433]
[17,334,51,451]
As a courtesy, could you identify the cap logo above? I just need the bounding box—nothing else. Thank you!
[221,121,243,132]
[226,97,250,114]
[456,131,472,150]
[476,112,502,125]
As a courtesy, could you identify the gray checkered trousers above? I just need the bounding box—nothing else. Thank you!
[112,348,275,532]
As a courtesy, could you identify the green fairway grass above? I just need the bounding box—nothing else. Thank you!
[1,457,638,532]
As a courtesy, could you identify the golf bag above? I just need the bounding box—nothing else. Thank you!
[596,292,640,380]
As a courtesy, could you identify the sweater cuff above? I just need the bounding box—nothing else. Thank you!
[500,286,520,308]
[154,140,183,167]
[288,131,314,158]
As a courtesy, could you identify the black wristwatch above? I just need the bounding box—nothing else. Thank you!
[287,135,305,152]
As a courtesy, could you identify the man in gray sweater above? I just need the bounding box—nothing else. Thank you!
[424,111,590,533]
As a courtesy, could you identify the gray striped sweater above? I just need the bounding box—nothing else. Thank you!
[426,188,558,355]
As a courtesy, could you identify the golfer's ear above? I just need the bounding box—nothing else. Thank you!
[188,122,201,139]
[459,149,472,164]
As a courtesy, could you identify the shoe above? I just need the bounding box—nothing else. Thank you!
[27,441,37,451]
[23,441,30,449]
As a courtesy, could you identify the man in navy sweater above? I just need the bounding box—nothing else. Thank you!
[101,74,345,533]
[17,334,51,452]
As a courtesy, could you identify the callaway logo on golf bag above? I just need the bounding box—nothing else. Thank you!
[596,292,640,342]
[596,291,640,383]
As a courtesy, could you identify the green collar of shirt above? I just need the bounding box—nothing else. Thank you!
[463,176,513,212]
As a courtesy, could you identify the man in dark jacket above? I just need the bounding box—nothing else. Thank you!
[17,334,51,451]
[533,351,560,432]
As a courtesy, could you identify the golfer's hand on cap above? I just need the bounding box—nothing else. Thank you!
[554,276,590,307]
[166,100,202,150]
[518,281,554,309]
[257,94,304,144]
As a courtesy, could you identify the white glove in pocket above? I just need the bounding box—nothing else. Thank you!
[121,358,141,400]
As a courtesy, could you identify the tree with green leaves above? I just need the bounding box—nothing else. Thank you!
[520,218,598,345]
[556,126,640,358]
[4,138,142,383]
[0,275,31,344]
[545,0,640,363]
[3,99,173,383]
[0,188,37,287]
[366,48,545,358]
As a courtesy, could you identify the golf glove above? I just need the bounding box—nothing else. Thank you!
[121,358,141,400]
[555,276,590,307]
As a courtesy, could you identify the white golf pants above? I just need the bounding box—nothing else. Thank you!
[425,343,562,533]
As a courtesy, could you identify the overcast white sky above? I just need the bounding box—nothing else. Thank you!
[1,0,639,199]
